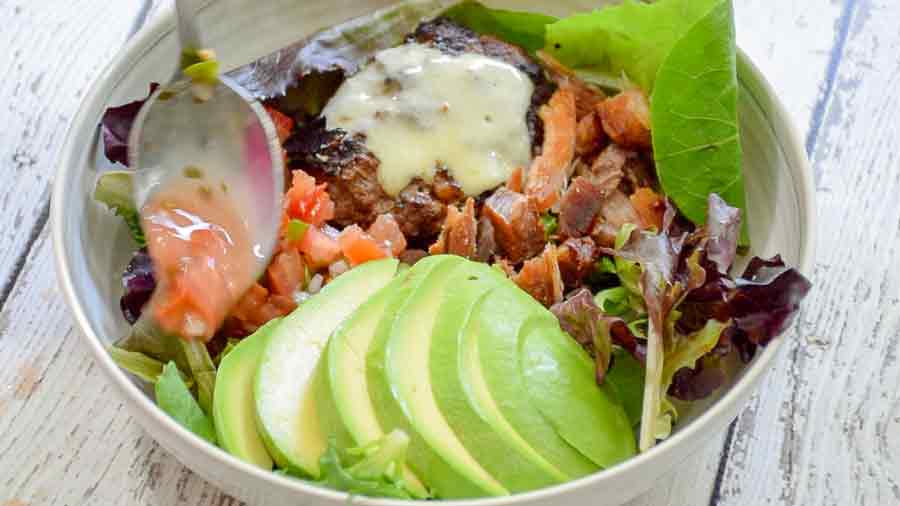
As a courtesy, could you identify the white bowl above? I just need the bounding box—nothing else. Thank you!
[52,1,815,505]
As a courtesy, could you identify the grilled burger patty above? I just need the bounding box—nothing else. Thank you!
[285,18,555,242]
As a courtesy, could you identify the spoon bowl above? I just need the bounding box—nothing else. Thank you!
[126,76,285,275]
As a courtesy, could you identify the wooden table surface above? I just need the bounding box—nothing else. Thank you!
[1,0,896,504]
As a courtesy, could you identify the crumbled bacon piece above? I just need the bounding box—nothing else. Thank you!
[600,189,643,230]
[596,89,652,151]
[575,112,606,157]
[429,198,477,258]
[559,177,604,239]
[525,88,577,212]
[630,188,667,231]
[557,237,598,289]
[483,189,545,264]
[475,215,498,263]
[536,51,606,119]
[513,244,564,307]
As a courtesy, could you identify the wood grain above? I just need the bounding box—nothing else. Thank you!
[0,1,880,505]
[715,1,900,504]
[0,232,238,504]
[0,0,154,307]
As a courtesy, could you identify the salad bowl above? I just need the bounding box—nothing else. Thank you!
[52,0,814,504]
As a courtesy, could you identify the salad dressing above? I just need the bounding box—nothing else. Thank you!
[141,176,258,341]
[323,43,534,196]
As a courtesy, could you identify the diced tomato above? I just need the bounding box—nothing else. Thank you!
[299,225,342,270]
[225,283,297,336]
[266,248,306,297]
[285,169,335,227]
[367,214,407,257]
[338,225,389,266]
[264,105,295,143]
[630,187,666,231]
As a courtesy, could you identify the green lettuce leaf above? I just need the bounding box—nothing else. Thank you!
[544,0,719,91]
[108,346,165,384]
[315,430,422,499]
[94,171,145,246]
[662,320,728,396]
[606,347,645,427]
[180,339,217,416]
[155,362,217,444]
[442,1,557,53]
[651,0,745,237]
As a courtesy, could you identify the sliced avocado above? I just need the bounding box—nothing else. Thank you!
[368,255,507,498]
[431,262,568,492]
[315,271,429,498]
[213,318,280,469]
[255,258,399,477]
[521,322,637,468]
[474,285,599,479]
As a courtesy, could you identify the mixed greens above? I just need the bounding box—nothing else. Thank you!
[93,0,810,499]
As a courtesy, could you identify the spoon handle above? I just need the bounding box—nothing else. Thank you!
[175,0,204,57]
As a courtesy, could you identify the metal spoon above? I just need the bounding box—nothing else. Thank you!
[120,0,284,373]
[128,0,284,275]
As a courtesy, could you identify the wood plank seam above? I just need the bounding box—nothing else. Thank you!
[804,0,860,159]
[707,420,738,506]
[707,1,861,504]
[0,198,49,314]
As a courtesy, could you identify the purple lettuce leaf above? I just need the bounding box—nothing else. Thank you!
[704,193,741,275]
[100,83,158,166]
[730,255,812,346]
[551,288,612,383]
[120,248,155,324]
[668,354,728,401]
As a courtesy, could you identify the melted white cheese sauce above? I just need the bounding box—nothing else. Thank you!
[323,43,534,196]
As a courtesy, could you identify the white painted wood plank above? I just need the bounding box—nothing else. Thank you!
[0,0,150,295]
[735,0,847,138]
[716,1,900,505]
[0,2,851,506]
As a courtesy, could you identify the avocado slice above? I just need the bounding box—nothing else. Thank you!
[255,258,399,477]
[474,285,599,478]
[213,318,280,469]
[368,255,507,498]
[430,262,568,492]
[520,322,637,468]
[315,271,429,498]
